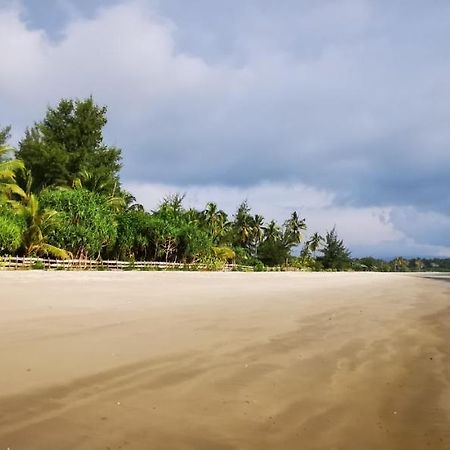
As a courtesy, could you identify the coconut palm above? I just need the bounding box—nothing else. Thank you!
[307,232,324,258]
[0,145,25,203]
[72,170,126,212]
[233,201,254,249]
[264,220,281,242]
[202,202,229,244]
[252,214,265,256]
[283,211,307,247]
[20,193,70,258]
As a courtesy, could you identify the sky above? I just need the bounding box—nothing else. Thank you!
[1,0,450,258]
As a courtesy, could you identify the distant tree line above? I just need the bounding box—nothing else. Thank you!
[352,256,450,272]
[1,96,402,271]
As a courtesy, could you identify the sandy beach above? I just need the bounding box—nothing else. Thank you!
[0,271,449,449]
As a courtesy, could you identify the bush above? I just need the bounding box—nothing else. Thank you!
[0,206,24,254]
[40,188,117,258]
[254,260,266,272]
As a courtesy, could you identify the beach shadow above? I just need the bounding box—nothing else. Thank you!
[420,274,450,284]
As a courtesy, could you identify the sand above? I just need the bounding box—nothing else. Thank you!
[0,271,449,449]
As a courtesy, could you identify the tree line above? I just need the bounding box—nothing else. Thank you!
[1,96,410,271]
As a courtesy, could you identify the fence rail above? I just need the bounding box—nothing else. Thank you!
[0,256,256,272]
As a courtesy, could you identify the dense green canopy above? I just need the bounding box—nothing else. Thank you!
[16,98,122,195]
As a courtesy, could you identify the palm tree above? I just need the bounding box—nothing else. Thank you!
[283,211,307,247]
[233,201,253,249]
[252,214,265,256]
[264,220,281,242]
[72,171,127,212]
[20,193,70,258]
[307,232,324,258]
[202,202,229,244]
[0,145,25,203]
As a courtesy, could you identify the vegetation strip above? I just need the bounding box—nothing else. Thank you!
[1,97,449,272]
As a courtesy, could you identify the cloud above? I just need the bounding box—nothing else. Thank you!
[1,0,450,256]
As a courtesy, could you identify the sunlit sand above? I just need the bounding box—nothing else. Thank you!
[0,271,449,449]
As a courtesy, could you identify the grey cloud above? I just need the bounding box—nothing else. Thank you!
[1,0,450,255]
[389,207,450,247]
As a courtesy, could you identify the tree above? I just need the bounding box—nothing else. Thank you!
[320,227,351,270]
[264,220,281,242]
[39,188,117,259]
[202,202,229,244]
[19,193,69,258]
[152,195,213,263]
[0,131,25,203]
[283,211,306,247]
[233,201,254,250]
[258,239,290,266]
[251,214,265,256]
[307,232,324,258]
[16,97,122,195]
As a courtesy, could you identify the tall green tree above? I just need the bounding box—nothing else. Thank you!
[16,97,122,194]
[233,201,254,250]
[202,202,229,244]
[307,232,324,258]
[251,214,265,256]
[283,211,306,247]
[320,227,351,270]
[264,220,281,242]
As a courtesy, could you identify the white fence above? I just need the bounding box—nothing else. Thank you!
[0,256,254,272]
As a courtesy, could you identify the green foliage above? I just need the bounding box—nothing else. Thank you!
[352,257,391,272]
[0,206,24,253]
[19,193,70,258]
[39,188,117,258]
[201,202,230,244]
[31,260,45,270]
[212,246,235,262]
[253,260,266,272]
[233,246,253,265]
[258,238,289,266]
[283,211,307,248]
[17,97,122,195]
[3,97,412,271]
[115,209,155,260]
[232,201,254,250]
[150,195,214,263]
[0,143,25,203]
[319,227,351,270]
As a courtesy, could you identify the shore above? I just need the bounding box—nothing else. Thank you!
[0,271,449,449]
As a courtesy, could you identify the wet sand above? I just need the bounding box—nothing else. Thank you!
[0,271,449,449]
